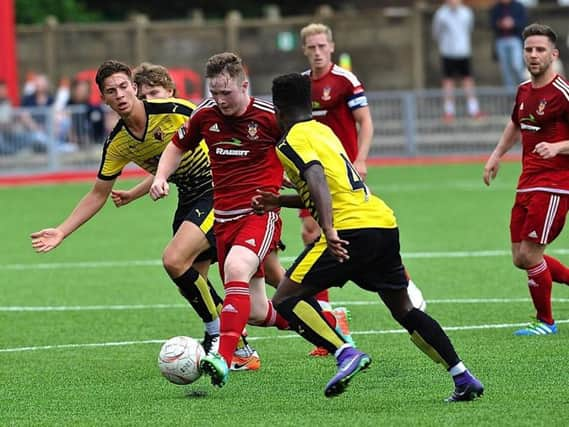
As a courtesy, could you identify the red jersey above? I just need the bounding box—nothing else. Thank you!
[303,63,368,161]
[512,75,569,194]
[172,97,283,221]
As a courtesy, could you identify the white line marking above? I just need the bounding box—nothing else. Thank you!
[2,298,569,312]
[2,319,568,353]
[6,248,569,270]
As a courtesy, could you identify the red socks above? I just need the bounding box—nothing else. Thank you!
[219,281,250,365]
[544,255,569,285]
[527,261,554,325]
[262,300,290,330]
[315,289,329,303]
[321,309,337,329]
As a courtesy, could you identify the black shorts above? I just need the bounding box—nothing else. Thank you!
[286,228,407,293]
[173,193,217,263]
[441,56,472,78]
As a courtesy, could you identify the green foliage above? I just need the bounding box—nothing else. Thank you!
[2,163,569,425]
[15,0,102,24]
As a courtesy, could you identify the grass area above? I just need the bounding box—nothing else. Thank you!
[2,162,569,426]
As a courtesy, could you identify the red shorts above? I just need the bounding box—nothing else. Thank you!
[298,208,312,219]
[214,211,282,280]
[510,191,569,244]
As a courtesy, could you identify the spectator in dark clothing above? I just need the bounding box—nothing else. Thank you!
[19,73,74,152]
[0,79,52,154]
[67,78,105,146]
[490,0,528,89]
[21,73,54,107]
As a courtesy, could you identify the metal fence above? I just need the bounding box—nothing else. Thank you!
[0,87,517,175]
[368,86,516,157]
[0,104,112,174]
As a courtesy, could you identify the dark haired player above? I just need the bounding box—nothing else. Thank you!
[250,72,484,401]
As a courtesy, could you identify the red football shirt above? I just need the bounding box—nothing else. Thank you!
[172,97,283,220]
[304,63,368,162]
[512,75,569,193]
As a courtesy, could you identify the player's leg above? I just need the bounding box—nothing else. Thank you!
[300,215,344,356]
[272,237,369,397]
[543,254,569,285]
[264,246,286,288]
[274,275,369,398]
[200,244,259,386]
[405,268,427,312]
[228,247,288,372]
[510,192,567,335]
[357,227,483,402]
[512,240,556,335]
[163,214,223,354]
[200,212,281,387]
[380,287,484,402]
[300,213,330,311]
[249,272,289,330]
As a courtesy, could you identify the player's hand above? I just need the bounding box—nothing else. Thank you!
[149,178,169,201]
[111,189,134,207]
[323,227,350,263]
[251,189,279,214]
[483,156,500,186]
[353,159,368,180]
[533,142,559,159]
[30,228,65,253]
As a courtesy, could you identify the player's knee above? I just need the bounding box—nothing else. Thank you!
[223,258,254,282]
[162,250,191,278]
[380,289,414,323]
[512,252,533,270]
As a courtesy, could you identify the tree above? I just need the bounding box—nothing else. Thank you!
[16,0,102,24]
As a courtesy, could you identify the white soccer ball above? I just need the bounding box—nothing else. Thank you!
[158,336,205,385]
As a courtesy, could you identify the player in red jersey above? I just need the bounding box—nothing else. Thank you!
[150,53,290,379]
[300,23,426,356]
[484,23,569,336]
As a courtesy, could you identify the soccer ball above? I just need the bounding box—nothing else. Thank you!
[158,336,205,385]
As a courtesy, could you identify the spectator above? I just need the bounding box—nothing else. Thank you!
[21,73,54,108]
[0,80,17,155]
[432,0,482,123]
[67,78,105,146]
[0,80,52,154]
[490,0,528,89]
[19,73,77,152]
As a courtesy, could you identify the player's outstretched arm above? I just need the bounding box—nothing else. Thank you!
[111,175,154,207]
[149,142,184,201]
[30,178,115,253]
[483,119,520,186]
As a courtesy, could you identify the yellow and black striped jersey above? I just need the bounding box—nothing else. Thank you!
[276,119,396,230]
[98,98,212,204]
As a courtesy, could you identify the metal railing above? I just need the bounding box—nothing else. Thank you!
[368,86,516,157]
[0,87,517,175]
